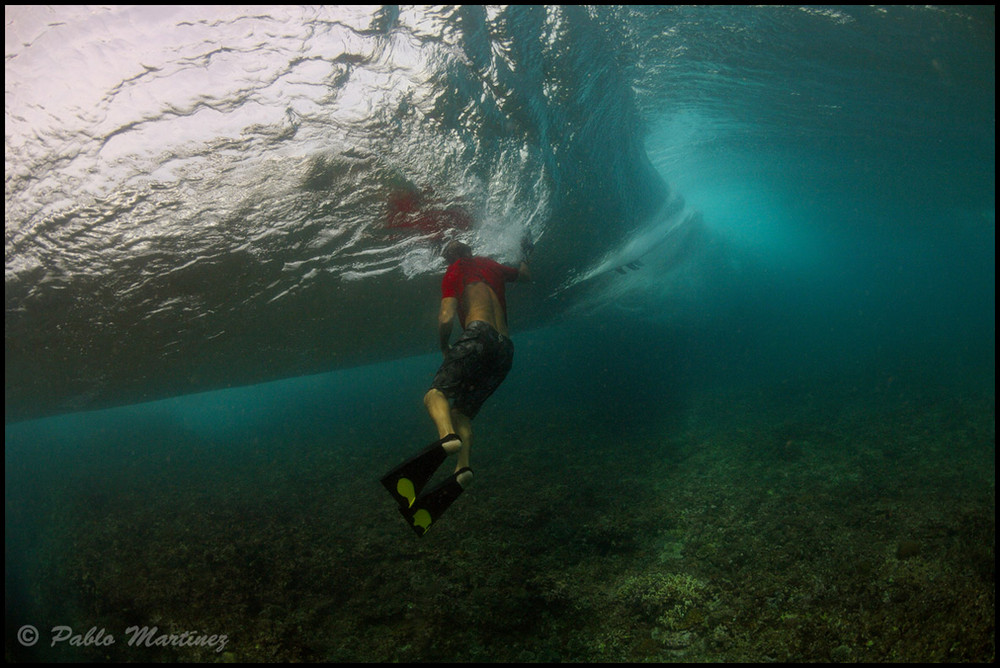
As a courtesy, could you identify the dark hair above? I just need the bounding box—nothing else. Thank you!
[442,240,472,264]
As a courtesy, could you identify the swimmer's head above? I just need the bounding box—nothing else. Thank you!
[442,240,472,264]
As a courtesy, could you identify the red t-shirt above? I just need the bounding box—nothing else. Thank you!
[441,257,520,324]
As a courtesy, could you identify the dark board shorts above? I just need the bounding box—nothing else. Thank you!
[430,320,514,419]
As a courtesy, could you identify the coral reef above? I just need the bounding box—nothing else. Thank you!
[5,376,994,662]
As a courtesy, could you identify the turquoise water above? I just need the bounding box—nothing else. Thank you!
[5,6,994,661]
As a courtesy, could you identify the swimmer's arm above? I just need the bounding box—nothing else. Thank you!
[517,234,533,283]
[517,260,532,283]
[437,297,458,352]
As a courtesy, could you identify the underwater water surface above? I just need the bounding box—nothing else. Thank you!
[5,5,994,662]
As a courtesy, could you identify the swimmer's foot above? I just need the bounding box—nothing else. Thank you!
[380,434,460,510]
[455,467,474,488]
[440,433,463,455]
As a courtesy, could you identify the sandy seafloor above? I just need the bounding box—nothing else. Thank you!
[5,324,994,663]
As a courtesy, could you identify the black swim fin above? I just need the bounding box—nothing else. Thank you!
[380,435,456,511]
[400,467,472,536]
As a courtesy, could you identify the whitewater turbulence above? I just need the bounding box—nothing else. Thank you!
[6,6,685,423]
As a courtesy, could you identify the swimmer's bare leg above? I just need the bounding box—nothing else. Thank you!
[423,389,474,487]
[423,388,463,454]
[450,409,474,486]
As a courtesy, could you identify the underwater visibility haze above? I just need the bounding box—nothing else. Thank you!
[5,5,995,662]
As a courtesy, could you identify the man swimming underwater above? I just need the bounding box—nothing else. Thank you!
[380,237,533,535]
